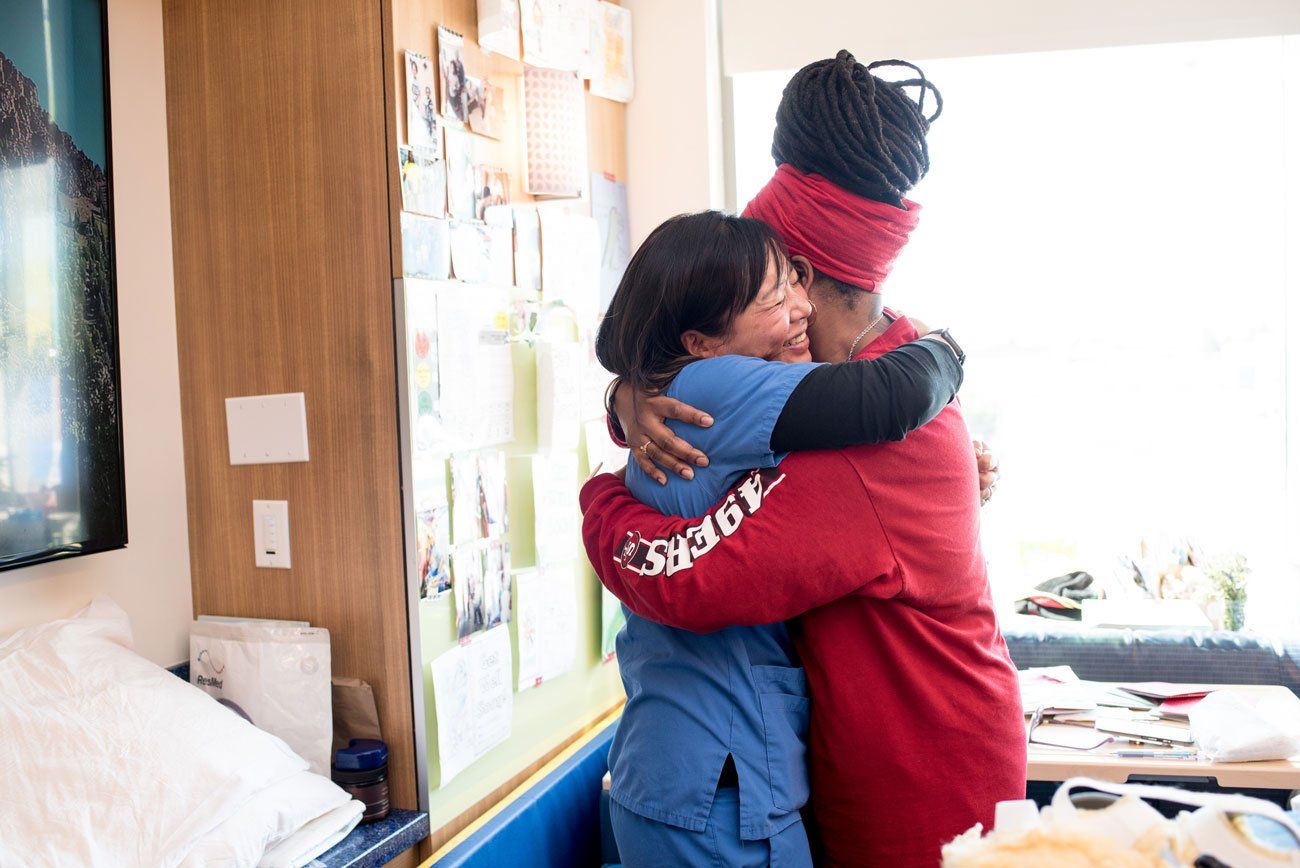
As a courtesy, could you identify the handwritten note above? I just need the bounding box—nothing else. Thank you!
[532,452,580,565]
[516,565,578,690]
[536,339,584,453]
[436,283,515,448]
[431,625,513,785]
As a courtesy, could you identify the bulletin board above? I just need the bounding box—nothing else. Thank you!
[385,0,634,841]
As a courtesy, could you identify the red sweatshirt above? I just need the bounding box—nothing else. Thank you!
[580,315,1025,867]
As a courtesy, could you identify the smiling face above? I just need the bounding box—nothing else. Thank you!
[682,253,812,363]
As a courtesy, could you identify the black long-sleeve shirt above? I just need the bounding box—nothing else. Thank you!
[610,336,963,456]
[770,337,962,452]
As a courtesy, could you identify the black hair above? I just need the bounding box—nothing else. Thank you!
[772,52,942,209]
[596,211,787,394]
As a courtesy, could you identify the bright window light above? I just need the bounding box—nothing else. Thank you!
[732,36,1300,626]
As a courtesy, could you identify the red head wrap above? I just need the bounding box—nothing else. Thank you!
[742,163,920,293]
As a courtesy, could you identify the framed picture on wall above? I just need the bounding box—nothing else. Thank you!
[0,0,127,572]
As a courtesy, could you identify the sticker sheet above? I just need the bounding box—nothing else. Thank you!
[523,68,587,198]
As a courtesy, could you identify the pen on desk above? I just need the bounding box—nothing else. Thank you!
[1112,749,1199,759]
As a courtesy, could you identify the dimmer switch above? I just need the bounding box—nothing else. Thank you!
[253,500,291,569]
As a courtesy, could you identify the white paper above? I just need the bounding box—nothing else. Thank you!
[589,2,633,102]
[536,340,584,453]
[512,206,542,293]
[582,330,614,419]
[431,625,513,785]
[435,283,515,448]
[478,0,522,60]
[532,452,580,565]
[434,286,478,444]
[524,68,587,198]
[450,219,492,284]
[516,565,579,690]
[590,173,630,313]
[444,128,478,221]
[487,223,515,286]
[584,416,628,477]
[520,0,591,71]
[538,211,600,320]
[479,324,515,446]
[405,50,439,148]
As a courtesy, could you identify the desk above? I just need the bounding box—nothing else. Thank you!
[1028,684,1300,790]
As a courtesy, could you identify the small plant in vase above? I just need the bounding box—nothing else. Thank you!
[1206,554,1250,631]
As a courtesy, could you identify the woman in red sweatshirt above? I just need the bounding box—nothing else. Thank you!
[585,53,1025,866]
[582,309,1025,864]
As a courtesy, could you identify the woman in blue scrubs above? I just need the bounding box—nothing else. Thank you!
[593,211,964,866]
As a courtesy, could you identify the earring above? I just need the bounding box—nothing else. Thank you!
[808,302,817,325]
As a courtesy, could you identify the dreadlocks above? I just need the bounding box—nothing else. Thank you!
[771,51,942,210]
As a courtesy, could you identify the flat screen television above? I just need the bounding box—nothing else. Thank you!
[0,0,126,572]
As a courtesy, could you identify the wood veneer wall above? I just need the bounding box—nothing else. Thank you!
[161,0,417,810]
[162,0,631,837]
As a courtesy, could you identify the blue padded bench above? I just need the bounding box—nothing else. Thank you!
[1002,619,1300,696]
[431,720,618,868]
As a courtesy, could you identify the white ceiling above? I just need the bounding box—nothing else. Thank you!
[720,0,1300,74]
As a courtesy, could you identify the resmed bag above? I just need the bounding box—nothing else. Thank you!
[190,619,333,775]
[942,777,1300,867]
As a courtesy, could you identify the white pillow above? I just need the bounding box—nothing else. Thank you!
[179,771,360,868]
[0,597,307,868]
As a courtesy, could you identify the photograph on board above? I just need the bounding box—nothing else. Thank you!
[438,26,469,124]
[405,50,439,147]
[399,144,447,217]
[453,544,486,639]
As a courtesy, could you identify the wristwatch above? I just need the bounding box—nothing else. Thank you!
[927,328,965,365]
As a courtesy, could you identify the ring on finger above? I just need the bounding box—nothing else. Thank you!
[640,440,652,455]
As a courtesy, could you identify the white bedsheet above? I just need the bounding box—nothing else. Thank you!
[0,598,364,867]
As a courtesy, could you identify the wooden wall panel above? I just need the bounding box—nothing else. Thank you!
[162,0,417,809]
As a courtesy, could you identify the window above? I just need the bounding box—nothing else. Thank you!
[732,36,1300,626]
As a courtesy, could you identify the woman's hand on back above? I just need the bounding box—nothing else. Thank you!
[613,383,713,485]
[974,440,1000,506]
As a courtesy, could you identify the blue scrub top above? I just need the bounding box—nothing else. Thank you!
[610,355,820,841]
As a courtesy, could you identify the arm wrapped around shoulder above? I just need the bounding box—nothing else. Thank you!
[771,338,963,452]
[579,451,898,632]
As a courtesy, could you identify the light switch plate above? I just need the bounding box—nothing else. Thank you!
[225,393,310,465]
[253,500,291,569]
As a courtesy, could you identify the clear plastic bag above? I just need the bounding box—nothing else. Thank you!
[191,620,333,774]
